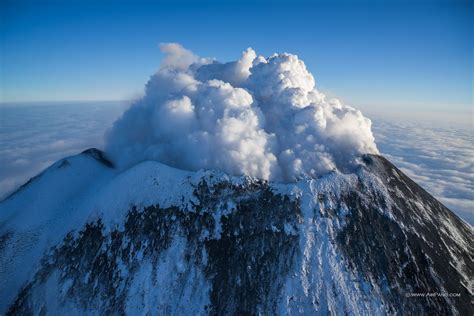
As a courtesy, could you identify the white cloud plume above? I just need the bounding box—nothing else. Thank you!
[158,43,198,70]
[105,43,378,181]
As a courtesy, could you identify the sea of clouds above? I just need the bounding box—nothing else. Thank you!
[369,114,473,225]
[0,102,126,197]
[105,44,378,181]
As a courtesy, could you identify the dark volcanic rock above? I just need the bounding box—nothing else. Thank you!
[343,155,473,315]
[7,180,301,315]
[1,151,472,315]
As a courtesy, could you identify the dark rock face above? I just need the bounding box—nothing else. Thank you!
[81,148,115,168]
[2,152,473,315]
[203,189,300,315]
[341,155,473,315]
[7,180,301,315]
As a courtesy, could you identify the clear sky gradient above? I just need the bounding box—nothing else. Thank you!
[1,0,472,114]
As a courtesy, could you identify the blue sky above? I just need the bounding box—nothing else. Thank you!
[1,0,472,114]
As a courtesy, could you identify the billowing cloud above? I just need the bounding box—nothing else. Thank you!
[1,83,471,226]
[158,43,198,70]
[105,44,378,181]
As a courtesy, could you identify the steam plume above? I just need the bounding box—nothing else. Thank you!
[105,43,378,181]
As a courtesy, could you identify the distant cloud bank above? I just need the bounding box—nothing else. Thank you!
[0,102,125,199]
[105,43,378,181]
[371,116,473,225]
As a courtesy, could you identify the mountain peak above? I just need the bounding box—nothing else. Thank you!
[81,148,115,168]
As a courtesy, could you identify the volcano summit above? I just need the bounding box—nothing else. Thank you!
[0,46,471,315]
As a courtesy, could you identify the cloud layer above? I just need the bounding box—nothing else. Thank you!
[0,102,125,199]
[105,44,378,181]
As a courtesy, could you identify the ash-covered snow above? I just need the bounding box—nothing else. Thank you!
[1,150,472,315]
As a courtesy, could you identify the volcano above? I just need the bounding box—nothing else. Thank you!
[0,148,471,315]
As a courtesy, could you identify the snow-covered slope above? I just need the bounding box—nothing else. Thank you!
[0,149,472,315]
